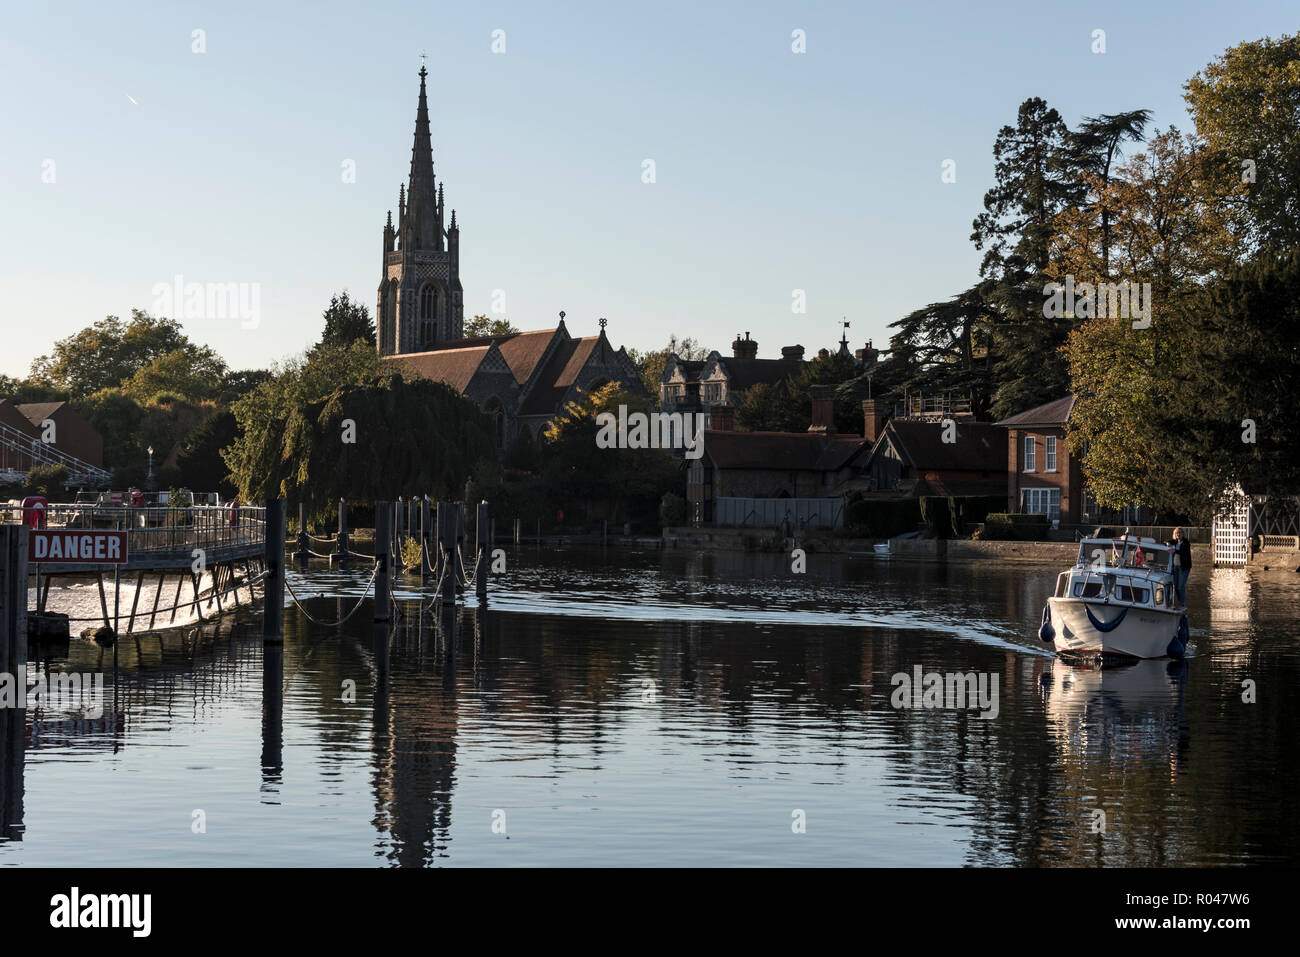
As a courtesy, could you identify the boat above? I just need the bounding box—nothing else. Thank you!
[1038,536,1189,660]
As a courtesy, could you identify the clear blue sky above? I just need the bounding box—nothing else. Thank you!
[1,0,1294,378]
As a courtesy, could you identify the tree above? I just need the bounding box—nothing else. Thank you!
[1069,109,1154,276]
[121,345,228,404]
[541,383,680,524]
[1174,250,1300,506]
[736,381,802,432]
[29,310,191,398]
[881,283,995,418]
[1062,130,1246,518]
[174,410,240,498]
[463,314,519,338]
[316,291,375,349]
[223,342,390,511]
[628,335,711,402]
[1185,33,1300,251]
[970,97,1082,418]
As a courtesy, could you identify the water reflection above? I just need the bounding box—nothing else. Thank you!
[1,550,1296,866]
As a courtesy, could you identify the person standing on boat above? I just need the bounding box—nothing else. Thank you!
[1166,527,1192,607]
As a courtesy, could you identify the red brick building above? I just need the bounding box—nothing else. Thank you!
[995,395,1081,524]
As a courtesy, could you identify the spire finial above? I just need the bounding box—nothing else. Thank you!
[419,52,427,78]
[599,317,608,331]
[559,310,566,322]
[450,208,457,229]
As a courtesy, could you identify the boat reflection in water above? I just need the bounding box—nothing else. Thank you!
[1042,657,1190,781]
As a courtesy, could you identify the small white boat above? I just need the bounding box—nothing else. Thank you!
[1038,536,1189,660]
[873,541,891,554]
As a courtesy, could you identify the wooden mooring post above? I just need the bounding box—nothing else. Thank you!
[293,502,310,561]
[332,497,350,562]
[475,501,489,600]
[0,526,28,693]
[513,518,521,545]
[438,501,456,604]
[263,498,285,642]
[374,500,392,622]
[420,497,431,584]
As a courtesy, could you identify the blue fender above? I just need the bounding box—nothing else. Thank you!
[1166,615,1189,659]
[1084,603,1129,633]
[1038,602,1055,643]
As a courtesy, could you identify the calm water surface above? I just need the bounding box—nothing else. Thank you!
[2,547,1296,866]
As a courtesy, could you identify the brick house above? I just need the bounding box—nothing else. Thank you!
[995,395,1081,524]
[661,333,806,422]
[686,390,868,524]
[857,403,1007,498]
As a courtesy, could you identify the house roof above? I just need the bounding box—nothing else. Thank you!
[703,430,866,471]
[877,419,1007,472]
[995,395,1076,428]
[0,399,39,437]
[711,357,802,391]
[663,357,708,383]
[16,401,67,426]
[388,346,494,392]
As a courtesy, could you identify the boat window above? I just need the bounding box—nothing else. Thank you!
[1154,584,1165,605]
[1072,581,1105,598]
[1115,583,1149,603]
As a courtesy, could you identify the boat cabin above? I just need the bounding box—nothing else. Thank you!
[1053,537,1178,610]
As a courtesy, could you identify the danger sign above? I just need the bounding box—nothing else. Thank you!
[29,530,129,564]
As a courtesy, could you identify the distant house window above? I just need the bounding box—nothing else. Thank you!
[1021,487,1060,519]
[1045,436,1057,472]
[1023,435,1036,472]
[704,383,722,402]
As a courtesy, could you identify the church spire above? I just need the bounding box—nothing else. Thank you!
[406,60,439,250]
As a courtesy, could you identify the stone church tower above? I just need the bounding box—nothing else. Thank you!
[377,63,463,356]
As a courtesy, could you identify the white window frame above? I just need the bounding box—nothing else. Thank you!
[1023,434,1036,472]
[1020,487,1060,520]
[1045,435,1057,472]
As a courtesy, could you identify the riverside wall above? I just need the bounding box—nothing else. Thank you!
[660,526,1217,566]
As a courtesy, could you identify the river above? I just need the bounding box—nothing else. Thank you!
[2,546,1296,866]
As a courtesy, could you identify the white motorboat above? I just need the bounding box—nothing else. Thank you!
[1038,536,1189,660]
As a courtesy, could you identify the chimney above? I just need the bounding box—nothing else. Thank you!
[780,344,805,361]
[809,385,836,434]
[855,340,879,366]
[863,398,885,443]
[710,404,735,431]
[731,332,758,359]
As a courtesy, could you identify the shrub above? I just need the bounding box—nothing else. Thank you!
[982,513,1048,541]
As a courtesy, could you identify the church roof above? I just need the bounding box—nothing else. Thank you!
[388,346,494,393]
[497,328,563,386]
[519,336,602,416]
